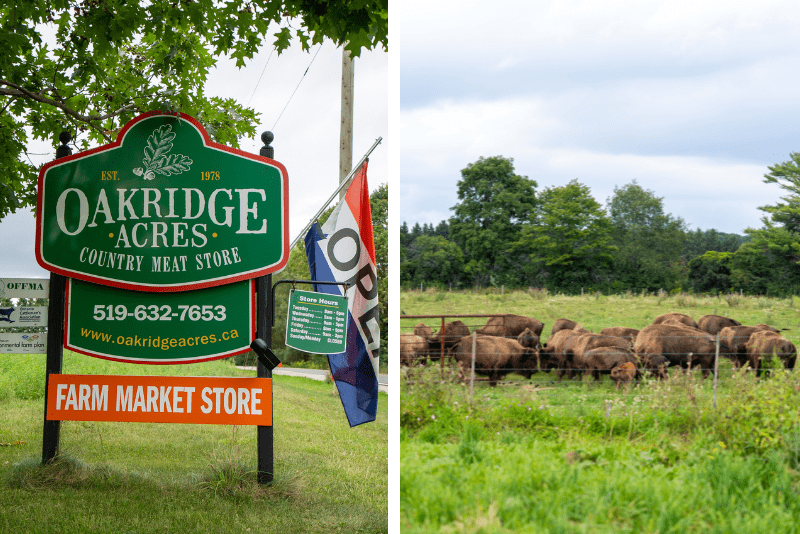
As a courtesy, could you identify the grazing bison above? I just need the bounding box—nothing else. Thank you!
[550,318,579,337]
[540,329,584,379]
[450,335,539,386]
[652,313,698,329]
[698,314,741,336]
[719,325,783,369]
[610,361,638,390]
[581,347,638,383]
[562,333,630,380]
[745,330,797,376]
[600,327,640,343]
[400,334,428,366]
[413,322,434,342]
[639,353,670,380]
[428,320,471,359]
[516,327,542,351]
[634,324,728,379]
[475,314,545,338]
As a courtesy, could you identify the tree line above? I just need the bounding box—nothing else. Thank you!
[401,155,800,296]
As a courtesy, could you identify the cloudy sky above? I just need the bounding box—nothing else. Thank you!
[399,0,800,235]
[0,36,387,278]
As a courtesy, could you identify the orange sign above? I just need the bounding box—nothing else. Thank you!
[46,374,271,426]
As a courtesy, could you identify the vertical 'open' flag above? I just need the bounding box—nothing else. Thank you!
[304,161,380,426]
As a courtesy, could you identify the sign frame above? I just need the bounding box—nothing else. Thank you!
[35,111,289,293]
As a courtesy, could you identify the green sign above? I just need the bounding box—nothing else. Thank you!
[285,289,348,354]
[65,278,254,364]
[36,112,288,292]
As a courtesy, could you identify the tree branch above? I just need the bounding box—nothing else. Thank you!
[0,80,135,124]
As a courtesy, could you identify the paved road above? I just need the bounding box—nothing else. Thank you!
[238,366,388,393]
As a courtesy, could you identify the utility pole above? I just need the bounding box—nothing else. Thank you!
[339,46,354,199]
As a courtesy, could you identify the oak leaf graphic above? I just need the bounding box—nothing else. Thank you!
[133,124,193,180]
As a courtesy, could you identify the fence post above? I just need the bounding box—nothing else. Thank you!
[714,332,720,410]
[470,331,476,405]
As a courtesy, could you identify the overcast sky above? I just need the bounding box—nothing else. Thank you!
[399,0,800,235]
[0,35,387,278]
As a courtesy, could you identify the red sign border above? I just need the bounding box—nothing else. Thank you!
[63,278,257,365]
[35,111,289,292]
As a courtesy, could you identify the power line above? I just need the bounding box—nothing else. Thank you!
[246,47,275,107]
[271,44,323,131]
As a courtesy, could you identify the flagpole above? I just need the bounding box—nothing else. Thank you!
[289,136,382,250]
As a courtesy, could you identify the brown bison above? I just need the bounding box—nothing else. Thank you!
[719,325,783,369]
[600,327,640,343]
[652,313,698,329]
[475,314,545,338]
[561,333,630,380]
[745,330,797,376]
[550,318,579,337]
[428,320,471,358]
[516,327,542,351]
[610,361,638,389]
[540,329,583,379]
[581,347,638,384]
[698,314,741,335]
[450,335,539,386]
[634,324,728,379]
[400,334,428,366]
[413,322,434,342]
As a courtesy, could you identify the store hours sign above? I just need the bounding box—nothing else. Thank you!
[35,112,289,292]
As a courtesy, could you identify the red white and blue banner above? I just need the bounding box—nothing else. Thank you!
[304,162,380,427]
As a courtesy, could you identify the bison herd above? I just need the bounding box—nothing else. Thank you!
[400,313,796,389]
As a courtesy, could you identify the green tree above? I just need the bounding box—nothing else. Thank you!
[370,184,388,355]
[0,0,388,218]
[688,251,734,293]
[402,235,464,287]
[683,228,745,260]
[607,181,688,291]
[720,153,800,296]
[449,156,537,287]
[518,179,615,292]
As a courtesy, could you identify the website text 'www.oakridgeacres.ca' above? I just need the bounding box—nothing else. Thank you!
[79,328,242,350]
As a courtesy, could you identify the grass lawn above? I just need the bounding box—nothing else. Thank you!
[0,352,388,534]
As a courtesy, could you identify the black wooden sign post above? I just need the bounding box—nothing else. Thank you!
[42,132,72,464]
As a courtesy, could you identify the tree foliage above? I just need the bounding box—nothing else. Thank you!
[0,0,388,218]
[449,156,537,286]
[519,179,615,292]
[607,181,687,291]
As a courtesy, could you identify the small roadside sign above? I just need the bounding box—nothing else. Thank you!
[0,278,49,299]
[0,332,46,354]
[0,306,48,327]
[285,289,348,354]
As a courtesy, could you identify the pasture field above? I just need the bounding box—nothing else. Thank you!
[401,289,800,532]
[0,353,387,534]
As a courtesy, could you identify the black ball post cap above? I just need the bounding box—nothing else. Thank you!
[261,131,274,145]
[250,338,282,370]
[58,131,71,145]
